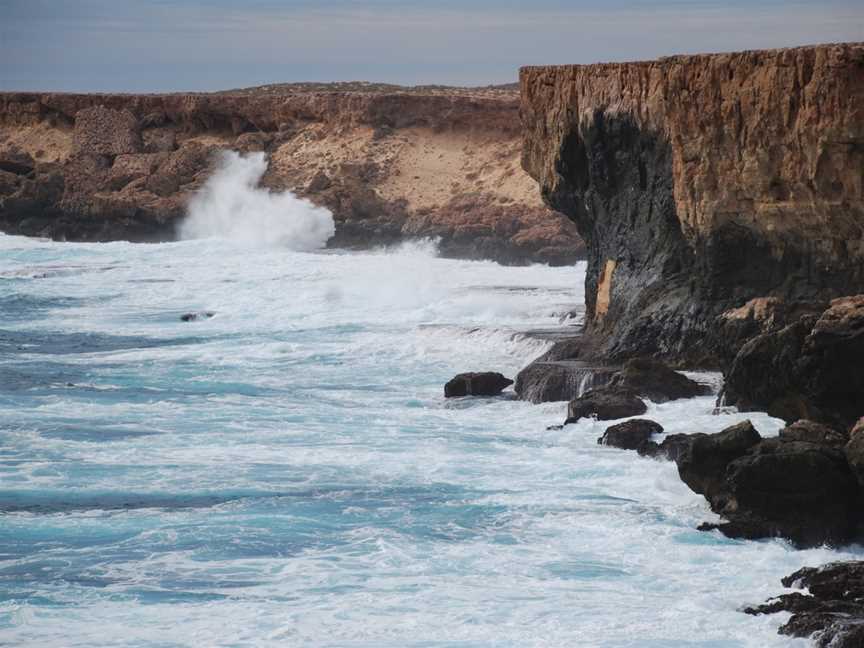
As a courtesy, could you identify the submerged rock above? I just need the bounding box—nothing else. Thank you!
[444,372,513,398]
[180,311,215,322]
[564,387,646,424]
[598,419,663,450]
[745,561,864,647]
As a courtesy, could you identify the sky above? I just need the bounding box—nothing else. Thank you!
[1,0,862,92]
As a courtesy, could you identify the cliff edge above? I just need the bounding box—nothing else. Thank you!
[521,43,864,364]
[0,84,583,264]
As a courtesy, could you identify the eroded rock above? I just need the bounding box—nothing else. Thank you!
[608,358,709,402]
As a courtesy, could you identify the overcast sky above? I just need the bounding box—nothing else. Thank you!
[1,0,862,92]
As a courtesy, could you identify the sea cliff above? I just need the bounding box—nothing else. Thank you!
[0,83,583,264]
[521,43,864,364]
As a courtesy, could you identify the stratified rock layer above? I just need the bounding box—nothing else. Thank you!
[0,85,584,263]
[521,43,864,365]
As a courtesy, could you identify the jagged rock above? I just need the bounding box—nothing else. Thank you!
[779,419,847,447]
[723,296,864,430]
[598,419,663,450]
[745,562,864,647]
[73,105,142,155]
[674,420,762,502]
[608,358,709,402]
[0,147,35,175]
[564,387,646,424]
[444,372,513,398]
[142,128,176,153]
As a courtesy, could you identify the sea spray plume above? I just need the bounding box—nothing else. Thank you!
[179,151,335,249]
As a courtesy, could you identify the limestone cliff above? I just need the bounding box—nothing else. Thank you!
[521,43,864,365]
[0,84,583,264]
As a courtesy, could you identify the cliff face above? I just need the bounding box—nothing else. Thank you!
[0,85,583,264]
[521,43,864,364]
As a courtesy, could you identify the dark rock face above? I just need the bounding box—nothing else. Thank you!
[608,358,709,402]
[444,372,513,398]
[845,417,864,488]
[746,562,864,647]
[723,296,864,430]
[598,419,663,450]
[637,433,694,462]
[564,387,646,424]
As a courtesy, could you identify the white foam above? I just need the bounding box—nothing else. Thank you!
[178,151,335,250]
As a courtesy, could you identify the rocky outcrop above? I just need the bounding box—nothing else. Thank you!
[746,562,864,647]
[520,43,864,365]
[642,419,863,547]
[722,296,864,430]
[607,358,709,402]
[444,372,513,398]
[0,85,584,263]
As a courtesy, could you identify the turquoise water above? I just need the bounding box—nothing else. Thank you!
[0,234,858,647]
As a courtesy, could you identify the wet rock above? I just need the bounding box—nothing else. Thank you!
[598,419,663,450]
[636,433,694,461]
[723,296,864,430]
[745,561,864,647]
[444,372,513,398]
[711,438,861,547]
[180,311,215,322]
[779,419,847,447]
[514,360,616,404]
[674,420,762,502]
[608,357,710,402]
[564,386,646,424]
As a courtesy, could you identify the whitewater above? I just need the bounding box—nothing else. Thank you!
[1,160,861,647]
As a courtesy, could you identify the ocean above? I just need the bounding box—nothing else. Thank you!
[1,162,860,646]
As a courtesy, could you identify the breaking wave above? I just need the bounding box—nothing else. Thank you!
[179,151,335,250]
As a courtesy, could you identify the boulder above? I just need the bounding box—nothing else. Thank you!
[598,419,663,450]
[564,386,646,424]
[745,561,864,647]
[444,372,513,398]
[608,357,709,402]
